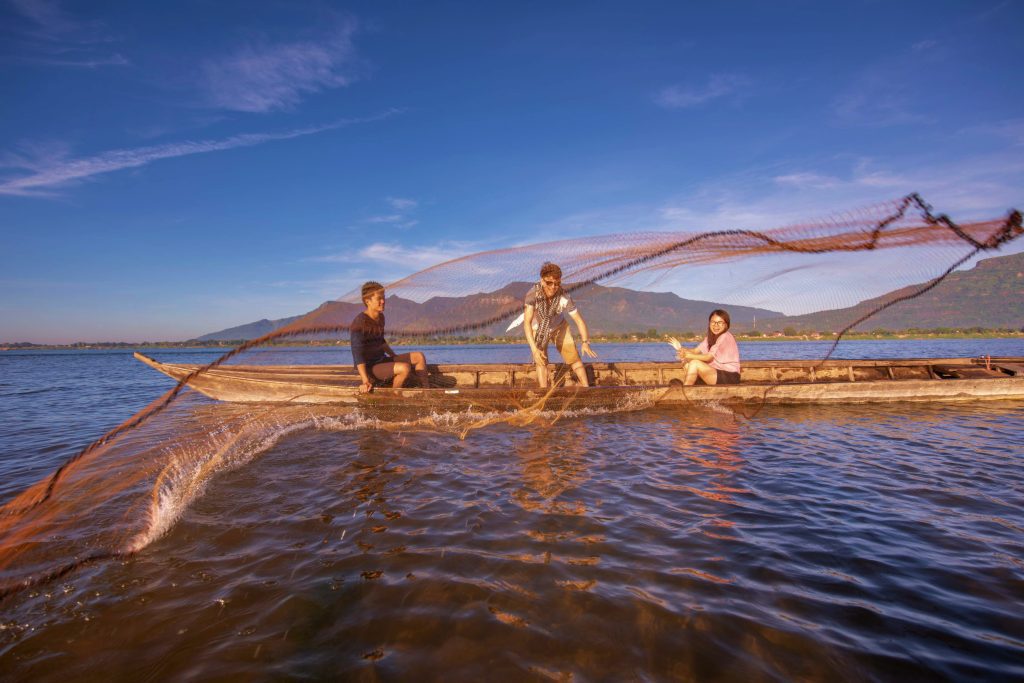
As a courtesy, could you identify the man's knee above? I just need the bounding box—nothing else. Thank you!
[394,362,412,376]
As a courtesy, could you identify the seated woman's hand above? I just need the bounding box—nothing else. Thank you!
[359,380,374,393]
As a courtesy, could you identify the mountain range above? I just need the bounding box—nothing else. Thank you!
[196,251,1024,340]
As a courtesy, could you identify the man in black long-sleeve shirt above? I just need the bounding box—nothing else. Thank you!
[351,281,429,393]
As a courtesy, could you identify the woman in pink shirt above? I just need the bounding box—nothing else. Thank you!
[677,309,741,385]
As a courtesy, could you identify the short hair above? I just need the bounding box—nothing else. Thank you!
[361,281,384,304]
[540,262,562,280]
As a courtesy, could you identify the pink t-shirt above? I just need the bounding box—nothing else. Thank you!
[696,331,740,373]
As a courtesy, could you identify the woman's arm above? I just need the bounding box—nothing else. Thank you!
[676,339,713,363]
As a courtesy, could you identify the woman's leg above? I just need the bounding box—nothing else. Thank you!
[682,359,718,385]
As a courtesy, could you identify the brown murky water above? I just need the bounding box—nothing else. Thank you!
[2,346,1023,680]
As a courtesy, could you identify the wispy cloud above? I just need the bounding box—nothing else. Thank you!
[6,0,127,68]
[200,20,362,113]
[364,196,420,228]
[831,78,928,127]
[655,74,750,109]
[774,165,913,193]
[366,214,407,224]
[0,110,400,196]
[305,238,498,303]
[361,243,459,267]
[962,118,1024,147]
[659,153,1024,233]
[622,155,1024,314]
[22,53,129,68]
[386,197,417,211]
[773,172,842,190]
[9,0,99,38]
[830,42,940,127]
[312,241,472,269]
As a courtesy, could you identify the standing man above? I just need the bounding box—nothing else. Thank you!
[523,263,597,388]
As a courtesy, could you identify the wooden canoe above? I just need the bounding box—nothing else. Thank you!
[133,352,1024,408]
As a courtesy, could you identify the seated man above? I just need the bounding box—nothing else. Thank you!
[351,281,428,393]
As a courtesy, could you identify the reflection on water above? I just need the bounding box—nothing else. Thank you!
[512,422,591,513]
[1,347,1023,679]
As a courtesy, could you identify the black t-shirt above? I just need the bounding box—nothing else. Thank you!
[350,312,389,368]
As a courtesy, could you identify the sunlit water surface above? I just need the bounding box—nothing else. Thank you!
[1,342,1022,680]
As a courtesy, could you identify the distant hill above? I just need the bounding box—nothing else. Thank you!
[195,282,783,340]
[195,315,303,341]
[783,250,1024,332]
[195,251,1024,340]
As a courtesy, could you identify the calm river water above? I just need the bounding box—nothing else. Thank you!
[1,340,1022,680]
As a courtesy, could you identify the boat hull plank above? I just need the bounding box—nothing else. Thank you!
[132,353,1024,407]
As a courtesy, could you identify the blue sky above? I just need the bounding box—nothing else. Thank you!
[1,0,1021,343]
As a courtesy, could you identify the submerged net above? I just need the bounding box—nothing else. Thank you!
[2,193,1022,599]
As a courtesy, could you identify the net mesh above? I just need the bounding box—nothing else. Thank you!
[1,193,1022,599]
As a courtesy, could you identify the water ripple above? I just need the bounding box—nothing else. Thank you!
[2,350,1023,679]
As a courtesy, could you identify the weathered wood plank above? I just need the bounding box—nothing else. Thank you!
[133,353,1024,407]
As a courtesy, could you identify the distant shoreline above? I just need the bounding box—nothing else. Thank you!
[3,330,1022,351]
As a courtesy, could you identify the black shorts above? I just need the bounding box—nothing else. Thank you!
[695,369,741,386]
[362,356,393,384]
[716,370,741,385]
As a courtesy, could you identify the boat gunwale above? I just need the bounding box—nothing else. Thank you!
[134,353,1019,376]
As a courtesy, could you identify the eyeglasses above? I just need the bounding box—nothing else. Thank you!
[542,279,560,286]
[710,319,726,326]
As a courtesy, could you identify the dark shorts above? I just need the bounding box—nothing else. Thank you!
[695,369,741,386]
[716,370,741,385]
[359,356,393,384]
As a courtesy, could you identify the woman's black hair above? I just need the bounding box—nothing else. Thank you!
[706,309,730,347]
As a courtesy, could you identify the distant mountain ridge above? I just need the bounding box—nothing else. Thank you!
[784,251,1024,332]
[195,251,1024,340]
[196,282,783,341]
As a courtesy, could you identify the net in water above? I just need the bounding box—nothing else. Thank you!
[1,193,1021,599]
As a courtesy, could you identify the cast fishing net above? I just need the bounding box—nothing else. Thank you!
[2,193,1021,599]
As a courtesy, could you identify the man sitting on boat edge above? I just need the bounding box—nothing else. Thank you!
[522,262,598,388]
[351,281,429,393]
[674,309,741,385]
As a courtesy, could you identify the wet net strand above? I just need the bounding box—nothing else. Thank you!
[1,193,1021,535]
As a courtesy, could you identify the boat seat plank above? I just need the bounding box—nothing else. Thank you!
[993,363,1024,376]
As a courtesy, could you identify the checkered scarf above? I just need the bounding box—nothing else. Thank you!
[532,283,562,348]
